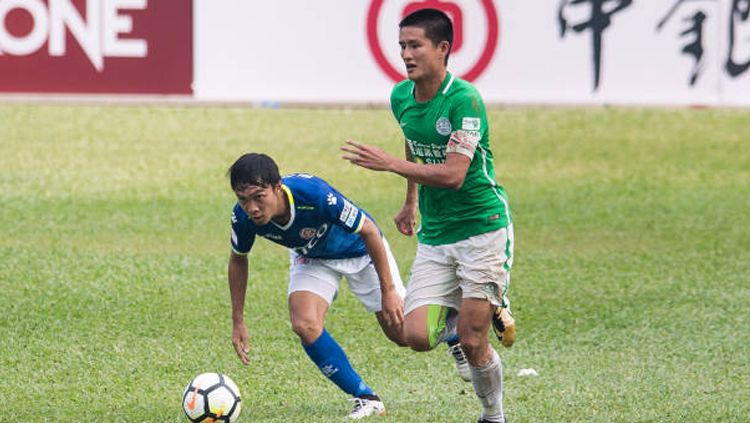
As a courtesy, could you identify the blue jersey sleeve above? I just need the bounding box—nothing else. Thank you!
[230,205,256,255]
[321,189,367,234]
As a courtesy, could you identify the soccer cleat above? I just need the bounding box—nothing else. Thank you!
[447,342,472,382]
[477,418,506,423]
[347,394,385,419]
[492,307,516,348]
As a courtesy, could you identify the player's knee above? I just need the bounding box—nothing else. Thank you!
[404,331,432,351]
[458,331,490,364]
[385,329,408,347]
[403,314,432,351]
[407,340,432,352]
[290,318,323,344]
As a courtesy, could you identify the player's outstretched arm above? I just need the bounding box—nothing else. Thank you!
[228,252,251,365]
[358,217,404,328]
[341,139,471,190]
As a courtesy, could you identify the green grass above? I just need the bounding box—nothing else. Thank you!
[1,104,748,422]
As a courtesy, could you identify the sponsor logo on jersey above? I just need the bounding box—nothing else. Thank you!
[262,233,283,241]
[339,200,352,222]
[462,117,481,131]
[326,192,337,206]
[339,199,360,228]
[299,228,317,239]
[231,211,238,224]
[231,229,238,245]
[297,205,315,211]
[345,206,359,227]
[435,117,452,136]
[408,138,447,164]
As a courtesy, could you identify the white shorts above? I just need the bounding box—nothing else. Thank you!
[404,225,514,315]
[287,238,405,313]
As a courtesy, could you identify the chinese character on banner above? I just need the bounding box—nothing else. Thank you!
[656,0,715,86]
[657,0,750,85]
[727,0,750,77]
[557,0,633,91]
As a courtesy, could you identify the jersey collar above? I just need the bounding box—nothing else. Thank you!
[411,72,455,104]
[271,184,296,231]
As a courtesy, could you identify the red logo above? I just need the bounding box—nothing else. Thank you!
[0,0,192,94]
[366,0,499,83]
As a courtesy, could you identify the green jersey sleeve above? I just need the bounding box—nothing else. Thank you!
[446,87,486,160]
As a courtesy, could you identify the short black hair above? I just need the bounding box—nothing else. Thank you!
[399,8,453,64]
[228,153,281,191]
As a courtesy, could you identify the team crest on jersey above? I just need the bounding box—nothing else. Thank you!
[435,117,452,136]
[300,228,317,239]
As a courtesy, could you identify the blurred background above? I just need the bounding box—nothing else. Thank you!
[1,0,748,106]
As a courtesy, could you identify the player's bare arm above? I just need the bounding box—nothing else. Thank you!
[358,217,404,328]
[394,198,418,236]
[228,251,251,365]
[342,139,471,190]
[394,141,419,236]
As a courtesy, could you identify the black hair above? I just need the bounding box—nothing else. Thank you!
[399,8,453,64]
[228,153,281,191]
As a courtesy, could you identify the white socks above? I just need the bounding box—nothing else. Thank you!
[470,347,504,422]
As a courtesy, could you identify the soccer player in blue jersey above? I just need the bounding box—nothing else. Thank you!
[226,153,406,419]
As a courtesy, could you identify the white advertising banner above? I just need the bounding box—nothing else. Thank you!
[193,0,750,106]
[2,1,745,105]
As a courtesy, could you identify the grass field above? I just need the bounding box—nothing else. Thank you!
[1,103,748,422]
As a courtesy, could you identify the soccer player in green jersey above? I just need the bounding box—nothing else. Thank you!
[342,8,514,423]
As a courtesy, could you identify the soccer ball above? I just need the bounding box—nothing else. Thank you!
[182,373,242,422]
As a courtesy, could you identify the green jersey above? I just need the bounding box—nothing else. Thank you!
[390,72,511,245]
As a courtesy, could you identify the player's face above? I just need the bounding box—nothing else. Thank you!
[399,26,448,82]
[235,183,282,225]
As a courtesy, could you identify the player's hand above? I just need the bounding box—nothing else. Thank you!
[381,289,404,327]
[341,139,395,172]
[231,322,250,365]
[394,203,417,236]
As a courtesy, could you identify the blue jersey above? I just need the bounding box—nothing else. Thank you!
[230,174,374,259]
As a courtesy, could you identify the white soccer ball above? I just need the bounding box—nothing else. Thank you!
[182,373,242,422]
